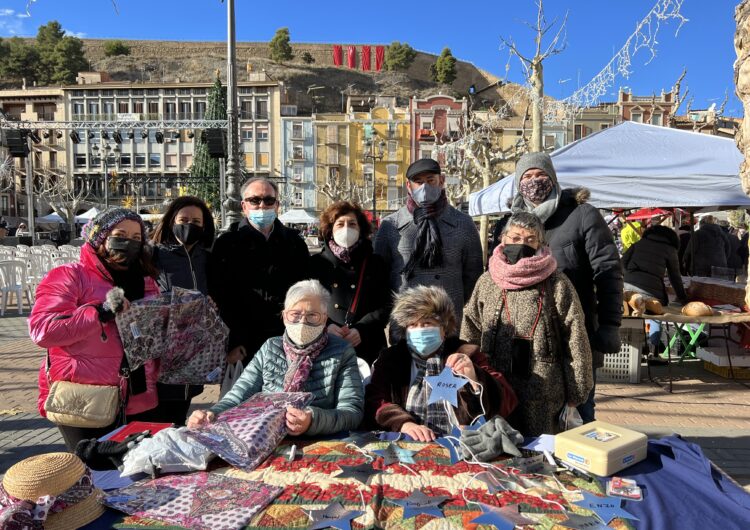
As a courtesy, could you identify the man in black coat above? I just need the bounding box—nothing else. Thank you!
[491,152,623,423]
[683,216,731,277]
[210,177,310,365]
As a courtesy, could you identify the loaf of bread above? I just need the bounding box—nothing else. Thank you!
[681,301,713,317]
[644,299,665,315]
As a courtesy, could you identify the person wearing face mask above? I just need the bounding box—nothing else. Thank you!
[187,280,364,435]
[489,152,622,424]
[146,196,216,425]
[365,285,517,442]
[462,212,593,436]
[28,208,161,450]
[210,177,310,366]
[309,201,391,365]
[374,159,483,332]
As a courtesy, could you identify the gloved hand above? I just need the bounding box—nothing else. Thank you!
[460,416,524,461]
[75,432,150,470]
[592,325,621,354]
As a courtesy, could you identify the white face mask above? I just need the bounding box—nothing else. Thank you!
[332,227,360,249]
[286,322,326,346]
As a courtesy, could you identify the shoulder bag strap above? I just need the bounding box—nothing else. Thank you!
[344,257,368,327]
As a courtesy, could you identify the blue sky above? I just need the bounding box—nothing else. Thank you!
[0,0,742,115]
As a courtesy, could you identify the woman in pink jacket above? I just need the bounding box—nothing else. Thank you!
[29,208,161,450]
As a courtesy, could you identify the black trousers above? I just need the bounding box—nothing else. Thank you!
[57,409,159,451]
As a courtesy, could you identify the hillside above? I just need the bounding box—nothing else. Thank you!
[76,39,528,115]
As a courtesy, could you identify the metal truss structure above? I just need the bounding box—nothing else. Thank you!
[0,118,229,131]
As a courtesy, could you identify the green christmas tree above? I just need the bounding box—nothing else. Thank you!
[188,75,226,208]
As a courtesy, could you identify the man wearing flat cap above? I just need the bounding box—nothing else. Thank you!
[491,152,623,423]
[374,158,483,328]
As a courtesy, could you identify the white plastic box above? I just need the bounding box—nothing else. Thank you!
[596,319,643,384]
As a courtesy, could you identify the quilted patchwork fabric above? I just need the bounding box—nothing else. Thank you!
[102,471,281,530]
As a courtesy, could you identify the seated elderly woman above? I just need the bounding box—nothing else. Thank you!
[461,211,593,436]
[188,279,364,436]
[365,285,516,442]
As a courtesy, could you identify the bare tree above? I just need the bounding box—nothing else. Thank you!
[501,0,567,152]
[315,169,371,209]
[668,68,689,126]
[0,156,16,193]
[34,170,92,232]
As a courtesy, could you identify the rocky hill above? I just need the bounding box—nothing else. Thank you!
[76,39,526,115]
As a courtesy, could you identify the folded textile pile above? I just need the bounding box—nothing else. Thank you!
[187,392,313,471]
[101,471,282,530]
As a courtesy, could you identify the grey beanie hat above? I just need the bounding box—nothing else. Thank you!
[514,152,558,189]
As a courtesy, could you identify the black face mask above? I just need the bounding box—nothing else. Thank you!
[502,244,537,265]
[172,223,204,246]
[107,237,142,265]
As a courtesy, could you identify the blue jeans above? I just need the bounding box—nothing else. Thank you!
[576,369,597,423]
[647,319,661,348]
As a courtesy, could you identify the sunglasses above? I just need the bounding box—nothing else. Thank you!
[242,195,277,206]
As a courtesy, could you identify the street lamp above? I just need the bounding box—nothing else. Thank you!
[91,142,120,209]
[362,135,386,224]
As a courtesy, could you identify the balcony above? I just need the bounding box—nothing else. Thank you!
[292,152,305,161]
[37,113,56,121]
[418,129,434,141]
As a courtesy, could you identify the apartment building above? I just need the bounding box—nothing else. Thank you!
[280,115,316,214]
[312,113,350,214]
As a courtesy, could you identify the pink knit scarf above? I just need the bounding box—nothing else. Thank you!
[488,244,558,290]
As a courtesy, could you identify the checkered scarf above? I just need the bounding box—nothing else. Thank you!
[404,351,453,436]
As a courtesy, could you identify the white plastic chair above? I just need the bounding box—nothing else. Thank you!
[23,254,47,294]
[0,260,33,315]
[51,256,78,268]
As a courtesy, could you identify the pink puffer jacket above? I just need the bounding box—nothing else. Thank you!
[29,243,160,418]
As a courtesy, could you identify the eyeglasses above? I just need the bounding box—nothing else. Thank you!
[242,195,277,206]
[504,235,540,245]
[284,310,324,325]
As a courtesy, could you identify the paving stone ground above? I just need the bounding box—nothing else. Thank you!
[1,314,748,490]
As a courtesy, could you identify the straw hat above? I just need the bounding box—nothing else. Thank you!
[2,452,105,530]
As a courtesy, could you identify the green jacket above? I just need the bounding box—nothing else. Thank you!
[210,334,364,436]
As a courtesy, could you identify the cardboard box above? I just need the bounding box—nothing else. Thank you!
[554,421,647,476]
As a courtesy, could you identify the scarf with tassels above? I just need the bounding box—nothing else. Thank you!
[327,238,362,264]
[402,190,448,278]
[488,244,558,290]
[281,331,329,392]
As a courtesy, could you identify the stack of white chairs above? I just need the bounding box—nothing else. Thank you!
[0,259,34,315]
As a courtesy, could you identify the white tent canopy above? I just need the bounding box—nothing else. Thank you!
[75,207,101,223]
[279,209,319,224]
[36,212,64,223]
[469,121,749,216]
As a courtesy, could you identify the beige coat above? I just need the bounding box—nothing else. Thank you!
[461,271,593,436]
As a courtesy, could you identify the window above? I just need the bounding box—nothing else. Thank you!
[241,128,253,140]
[87,102,99,116]
[135,155,146,167]
[165,154,177,168]
[163,89,175,96]
[146,89,159,96]
[293,191,303,206]
[1,195,8,215]
[420,149,432,159]
[363,163,374,182]
[239,87,254,94]
[327,146,339,165]
[179,101,191,117]
[258,153,269,167]
[387,186,401,210]
[651,113,662,126]
[147,101,159,117]
[133,101,144,114]
[293,164,303,182]
[240,101,253,119]
[73,102,84,116]
[131,89,143,96]
[422,120,432,130]
[543,134,556,149]
[292,144,304,160]
[117,101,129,114]
[244,153,254,166]
[256,100,268,119]
[257,127,269,140]
[102,101,115,116]
[574,124,586,141]
[116,89,129,96]
[631,112,643,123]
[326,125,338,144]
[75,154,87,167]
[600,123,610,130]
[195,101,206,119]
[180,154,193,167]
[164,102,176,119]
[178,88,191,95]
[387,122,397,138]
[71,90,84,97]
[387,164,398,181]
[119,154,131,167]
[388,140,397,159]
[292,122,304,139]
[193,88,206,95]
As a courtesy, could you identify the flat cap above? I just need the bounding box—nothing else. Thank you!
[406,158,441,180]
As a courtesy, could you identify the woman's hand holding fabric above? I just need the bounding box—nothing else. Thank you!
[400,422,436,442]
[285,406,312,435]
[187,410,215,429]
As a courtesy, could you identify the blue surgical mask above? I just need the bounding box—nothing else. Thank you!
[247,209,277,229]
[411,183,442,206]
[406,326,444,358]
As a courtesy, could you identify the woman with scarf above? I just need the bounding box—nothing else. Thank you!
[365,285,516,442]
[461,211,593,436]
[187,280,364,435]
[29,208,161,449]
[309,201,391,365]
[148,196,216,425]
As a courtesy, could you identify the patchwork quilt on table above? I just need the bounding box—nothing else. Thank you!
[101,471,282,530]
[113,437,637,530]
